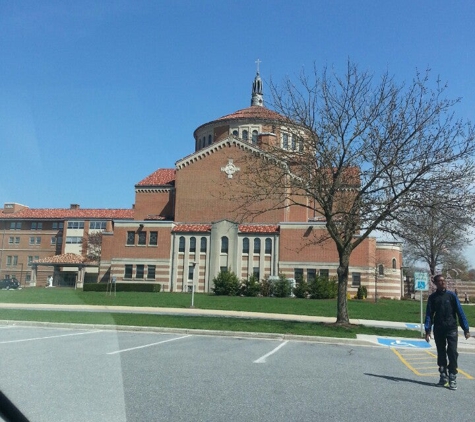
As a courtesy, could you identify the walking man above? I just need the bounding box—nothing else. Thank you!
[424,275,470,390]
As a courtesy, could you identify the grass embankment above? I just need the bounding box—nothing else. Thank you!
[2,289,472,339]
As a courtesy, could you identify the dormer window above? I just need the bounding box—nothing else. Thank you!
[252,130,258,144]
[242,130,248,141]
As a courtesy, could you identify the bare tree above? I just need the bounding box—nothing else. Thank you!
[232,61,475,324]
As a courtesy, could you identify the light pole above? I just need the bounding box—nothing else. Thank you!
[190,262,197,308]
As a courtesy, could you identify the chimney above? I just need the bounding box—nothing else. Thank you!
[70,204,80,210]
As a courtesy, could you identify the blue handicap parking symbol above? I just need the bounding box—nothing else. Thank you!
[416,281,425,290]
[377,338,430,348]
[405,323,420,330]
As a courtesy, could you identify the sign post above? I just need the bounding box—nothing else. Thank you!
[414,272,430,337]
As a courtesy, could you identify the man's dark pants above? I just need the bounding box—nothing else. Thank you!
[434,328,458,375]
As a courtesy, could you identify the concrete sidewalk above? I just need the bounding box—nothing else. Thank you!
[1,302,474,351]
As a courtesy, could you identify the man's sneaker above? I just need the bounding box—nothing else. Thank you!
[437,373,448,386]
[437,367,448,386]
[447,374,457,390]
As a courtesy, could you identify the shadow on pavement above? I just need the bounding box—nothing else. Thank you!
[364,373,437,387]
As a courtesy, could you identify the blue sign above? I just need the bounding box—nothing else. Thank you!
[377,338,430,349]
[414,272,429,291]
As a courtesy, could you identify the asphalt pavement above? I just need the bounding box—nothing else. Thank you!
[0,302,474,351]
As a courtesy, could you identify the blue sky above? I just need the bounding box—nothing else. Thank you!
[1,1,475,264]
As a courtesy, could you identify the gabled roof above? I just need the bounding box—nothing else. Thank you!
[0,208,134,220]
[136,169,176,187]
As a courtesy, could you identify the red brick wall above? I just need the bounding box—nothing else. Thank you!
[134,190,174,221]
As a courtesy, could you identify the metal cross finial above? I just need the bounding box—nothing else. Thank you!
[255,58,261,73]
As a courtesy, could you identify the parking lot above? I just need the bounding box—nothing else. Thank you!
[1,325,474,422]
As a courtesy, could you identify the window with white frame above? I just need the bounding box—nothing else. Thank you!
[67,221,84,229]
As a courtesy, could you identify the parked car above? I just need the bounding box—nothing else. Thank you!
[0,278,20,290]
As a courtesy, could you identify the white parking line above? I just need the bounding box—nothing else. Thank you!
[254,341,288,363]
[107,334,192,355]
[0,330,103,344]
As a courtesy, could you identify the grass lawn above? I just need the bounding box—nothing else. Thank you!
[0,288,473,339]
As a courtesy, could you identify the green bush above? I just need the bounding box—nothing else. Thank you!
[308,276,338,299]
[293,278,309,298]
[240,275,261,297]
[357,285,368,299]
[260,278,273,297]
[83,282,161,292]
[212,269,240,296]
[273,274,292,298]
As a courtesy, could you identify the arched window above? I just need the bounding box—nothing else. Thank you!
[208,134,212,145]
[189,237,196,253]
[291,135,296,150]
[254,238,261,254]
[265,238,272,254]
[378,264,384,276]
[221,236,228,253]
[242,238,249,254]
[232,129,238,137]
[252,130,258,144]
[392,258,397,269]
[242,130,248,141]
[200,237,207,253]
[178,236,185,253]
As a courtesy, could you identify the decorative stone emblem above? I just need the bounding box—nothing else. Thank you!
[221,159,240,179]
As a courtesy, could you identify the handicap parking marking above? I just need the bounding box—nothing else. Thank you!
[377,337,431,349]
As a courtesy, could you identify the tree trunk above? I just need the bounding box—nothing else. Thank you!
[336,253,351,324]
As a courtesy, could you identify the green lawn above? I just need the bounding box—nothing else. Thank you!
[1,288,473,339]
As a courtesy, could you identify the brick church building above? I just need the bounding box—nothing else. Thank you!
[1,71,403,298]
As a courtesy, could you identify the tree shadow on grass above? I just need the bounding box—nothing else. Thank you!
[365,373,438,388]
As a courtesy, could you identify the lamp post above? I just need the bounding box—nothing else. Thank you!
[190,262,197,308]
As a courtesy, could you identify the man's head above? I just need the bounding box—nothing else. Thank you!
[432,274,447,290]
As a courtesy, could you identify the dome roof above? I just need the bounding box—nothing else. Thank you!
[216,105,286,123]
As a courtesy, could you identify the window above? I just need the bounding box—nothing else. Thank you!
[147,265,156,280]
[221,236,228,254]
[67,221,84,229]
[28,256,33,264]
[8,237,13,244]
[66,236,82,244]
[136,265,144,279]
[265,238,272,254]
[242,130,248,141]
[189,237,196,253]
[29,237,34,245]
[179,236,185,253]
[378,264,384,276]
[36,237,41,244]
[31,222,36,230]
[252,130,258,144]
[282,133,288,149]
[51,237,56,245]
[392,258,397,269]
[242,238,249,254]
[232,129,238,136]
[307,269,316,282]
[127,231,135,245]
[90,221,107,230]
[294,268,304,281]
[319,269,329,279]
[291,135,296,151]
[15,237,20,244]
[57,236,63,244]
[188,265,195,280]
[10,222,21,230]
[138,231,146,245]
[124,265,133,279]
[31,222,42,230]
[7,256,18,266]
[208,134,212,145]
[253,267,260,280]
[149,231,158,246]
[200,237,207,253]
[53,222,64,230]
[253,238,260,254]
[6,256,11,265]
[352,272,361,287]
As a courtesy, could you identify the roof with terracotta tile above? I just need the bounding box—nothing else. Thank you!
[0,208,134,220]
[238,224,280,234]
[136,169,176,187]
[172,224,212,233]
[32,253,98,266]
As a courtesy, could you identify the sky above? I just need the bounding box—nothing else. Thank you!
[1,0,475,264]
